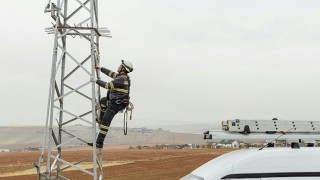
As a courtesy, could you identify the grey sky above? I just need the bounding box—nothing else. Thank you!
[1,0,320,128]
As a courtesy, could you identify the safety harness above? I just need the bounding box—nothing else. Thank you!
[96,99,134,135]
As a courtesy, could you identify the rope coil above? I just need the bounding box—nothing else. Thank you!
[123,102,134,135]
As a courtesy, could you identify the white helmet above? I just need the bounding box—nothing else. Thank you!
[121,60,133,73]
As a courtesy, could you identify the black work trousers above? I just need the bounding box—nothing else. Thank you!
[96,100,127,147]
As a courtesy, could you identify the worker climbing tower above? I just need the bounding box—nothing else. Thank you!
[34,0,110,179]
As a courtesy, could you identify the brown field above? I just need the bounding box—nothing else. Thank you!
[0,147,233,180]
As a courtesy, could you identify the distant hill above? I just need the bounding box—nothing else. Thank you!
[150,124,220,134]
[0,125,209,150]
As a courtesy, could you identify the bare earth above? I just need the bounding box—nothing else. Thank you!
[0,146,233,180]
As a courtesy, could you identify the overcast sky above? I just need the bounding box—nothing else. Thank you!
[1,0,320,128]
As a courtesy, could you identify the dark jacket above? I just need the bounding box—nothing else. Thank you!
[96,67,131,101]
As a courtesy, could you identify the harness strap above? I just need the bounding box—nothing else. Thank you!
[111,99,129,105]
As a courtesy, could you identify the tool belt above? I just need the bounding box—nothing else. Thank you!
[111,99,129,105]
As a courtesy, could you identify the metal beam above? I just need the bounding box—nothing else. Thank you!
[38,0,111,179]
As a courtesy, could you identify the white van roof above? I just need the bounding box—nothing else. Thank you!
[186,147,320,179]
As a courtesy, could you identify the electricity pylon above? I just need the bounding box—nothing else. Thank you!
[34,0,110,179]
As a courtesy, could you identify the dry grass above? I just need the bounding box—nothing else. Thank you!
[0,147,233,180]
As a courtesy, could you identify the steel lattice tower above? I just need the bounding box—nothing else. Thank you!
[34,0,110,179]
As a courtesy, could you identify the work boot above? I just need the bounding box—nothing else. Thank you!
[87,143,103,149]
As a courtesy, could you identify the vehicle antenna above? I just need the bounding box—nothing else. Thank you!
[259,127,294,150]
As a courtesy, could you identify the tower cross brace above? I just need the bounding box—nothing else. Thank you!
[35,0,111,179]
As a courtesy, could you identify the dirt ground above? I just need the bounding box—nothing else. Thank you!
[0,147,233,180]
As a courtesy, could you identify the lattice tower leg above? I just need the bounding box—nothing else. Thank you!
[35,0,111,179]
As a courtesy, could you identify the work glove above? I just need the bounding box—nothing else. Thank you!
[94,65,101,70]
